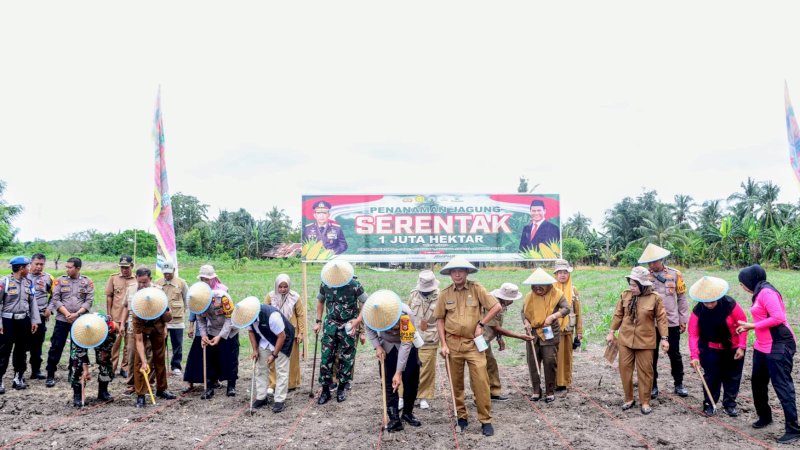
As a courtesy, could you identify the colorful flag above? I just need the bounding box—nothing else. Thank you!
[785,81,800,184]
[153,88,178,277]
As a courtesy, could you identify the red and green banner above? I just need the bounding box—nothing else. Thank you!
[301,194,561,263]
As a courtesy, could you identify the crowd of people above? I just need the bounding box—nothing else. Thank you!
[0,246,797,444]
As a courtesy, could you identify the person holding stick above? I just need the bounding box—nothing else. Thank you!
[552,259,583,391]
[434,256,501,437]
[68,312,117,407]
[607,267,669,415]
[521,268,569,403]
[686,276,747,418]
[363,289,422,432]
[182,269,225,396]
[735,264,799,444]
[232,296,295,413]
[484,283,531,401]
[265,274,305,394]
[195,286,238,400]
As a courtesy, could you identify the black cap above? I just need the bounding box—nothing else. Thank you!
[118,255,133,267]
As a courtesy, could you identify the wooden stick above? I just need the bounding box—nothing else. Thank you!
[309,331,319,398]
[203,343,208,394]
[250,357,257,415]
[301,262,309,360]
[379,357,388,428]
[444,354,459,427]
[525,328,540,377]
[81,363,88,407]
[693,363,716,412]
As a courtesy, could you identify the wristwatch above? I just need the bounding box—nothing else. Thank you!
[316,319,322,324]
[477,321,485,328]
[661,337,669,341]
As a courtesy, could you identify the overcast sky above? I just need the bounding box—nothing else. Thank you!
[4,1,800,241]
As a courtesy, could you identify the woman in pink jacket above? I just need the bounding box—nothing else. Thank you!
[736,264,799,445]
[687,276,747,418]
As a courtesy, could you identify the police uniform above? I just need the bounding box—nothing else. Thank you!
[68,314,117,402]
[105,269,136,376]
[26,270,54,378]
[317,279,367,401]
[46,274,94,383]
[186,290,239,398]
[0,269,40,391]
[303,201,348,254]
[648,266,688,394]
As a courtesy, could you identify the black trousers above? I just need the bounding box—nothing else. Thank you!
[28,314,47,373]
[46,320,72,375]
[380,346,420,416]
[168,328,183,370]
[0,317,32,377]
[752,343,798,427]
[699,347,744,408]
[653,326,684,386]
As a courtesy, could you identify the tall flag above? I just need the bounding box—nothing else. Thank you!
[785,81,800,184]
[153,88,178,277]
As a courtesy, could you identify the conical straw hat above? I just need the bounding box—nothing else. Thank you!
[362,290,403,332]
[689,276,729,303]
[130,287,168,320]
[188,282,212,314]
[638,243,671,264]
[439,256,478,275]
[70,313,109,349]
[523,267,556,285]
[231,296,261,329]
[320,260,354,288]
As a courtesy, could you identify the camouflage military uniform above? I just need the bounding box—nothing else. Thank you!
[68,315,117,387]
[317,280,367,387]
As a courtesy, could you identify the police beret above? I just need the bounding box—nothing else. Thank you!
[9,256,31,265]
[313,201,332,211]
[530,199,546,208]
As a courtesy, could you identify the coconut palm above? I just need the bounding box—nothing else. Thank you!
[758,181,781,228]
[671,194,695,226]
[564,213,592,240]
[728,177,761,218]
[697,199,724,229]
[635,204,690,247]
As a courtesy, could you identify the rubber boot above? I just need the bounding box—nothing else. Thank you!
[387,406,404,433]
[98,381,113,402]
[72,385,83,408]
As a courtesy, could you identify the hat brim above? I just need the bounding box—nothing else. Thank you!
[131,301,168,321]
[491,290,522,301]
[553,266,573,273]
[189,298,212,314]
[689,283,730,303]
[439,266,478,275]
[415,280,440,291]
[363,293,403,332]
[70,315,109,349]
[637,256,668,264]
[231,302,260,329]
[625,276,653,287]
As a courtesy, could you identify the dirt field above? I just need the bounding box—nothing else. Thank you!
[1,340,797,450]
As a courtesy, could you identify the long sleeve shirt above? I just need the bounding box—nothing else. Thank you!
[408,289,439,346]
[688,302,748,360]
[750,288,797,354]
[0,275,41,327]
[610,290,669,350]
[197,292,237,339]
[51,275,94,323]
[366,303,417,372]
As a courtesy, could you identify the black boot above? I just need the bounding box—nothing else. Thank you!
[98,382,114,402]
[387,406,404,432]
[45,372,56,388]
[30,368,46,380]
[201,387,215,400]
[336,384,347,402]
[401,411,421,427]
[72,386,83,408]
[226,381,236,397]
[778,422,800,444]
[317,385,331,405]
[12,372,27,390]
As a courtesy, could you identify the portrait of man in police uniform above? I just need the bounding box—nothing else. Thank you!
[303,201,348,255]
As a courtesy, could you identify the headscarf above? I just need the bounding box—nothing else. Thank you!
[205,277,228,292]
[554,272,574,331]
[738,264,778,305]
[627,281,652,324]
[269,273,299,319]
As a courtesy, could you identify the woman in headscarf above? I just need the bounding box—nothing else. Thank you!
[735,264,799,444]
[552,259,583,391]
[686,276,747,418]
[265,274,306,393]
[607,266,669,415]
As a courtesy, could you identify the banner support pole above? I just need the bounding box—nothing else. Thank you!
[302,261,309,359]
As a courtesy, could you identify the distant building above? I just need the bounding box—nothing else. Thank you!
[262,243,302,259]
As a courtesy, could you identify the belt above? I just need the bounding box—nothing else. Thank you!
[1,312,29,320]
[446,332,474,341]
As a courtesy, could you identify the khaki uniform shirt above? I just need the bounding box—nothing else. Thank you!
[52,275,94,323]
[27,272,54,312]
[432,280,498,352]
[156,277,189,329]
[0,275,41,327]
[408,289,439,347]
[610,290,669,350]
[105,273,136,322]
[483,306,505,343]
[647,266,688,327]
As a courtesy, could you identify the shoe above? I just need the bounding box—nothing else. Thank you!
[123,386,135,396]
[181,385,196,394]
[650,386,658,399]
[201,388,215,400]
[482,423,494,437]
[288,387,297,392]
[157,390,176,400]
[344,382,352,391]
[119,370,128,378]
[491,394,509,401]
[640,405,653,415]
[73,386,83,408]
[252,397,270,409]
[31,371,46,380]
[136,395,146,408]
[674,384,688,397]
[317,386,331,405]
[401,413,421,427]
[544,395,555,403]
[267,387,274,395]
[420,399,430,409]
[387,406,404,432]
[336,386,347,402]
[530,393,541,402]
[702,404,715,417]
[455,418,468,433]
[622,400,636,411]
[98,382,114,402]
[555,386,567,392]
[777,422,800,444]
[12,373,27,390]
[723,406,739,417]
[752,417,773,429]
[0,383,5,395]
[226,386,236,397]
[171,368,182,376]
[46,376,56,388]
[398,398,404,410]
[212,381,222,389]
[272,401,285,413]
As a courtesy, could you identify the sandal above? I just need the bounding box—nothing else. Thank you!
[544,395,556,403]
[530,393,541,402]
[621,400,636,411]
[640,405,653,415]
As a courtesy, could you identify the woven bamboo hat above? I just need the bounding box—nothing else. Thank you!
[231,296,261,329]
[188,282,213,314]
[552,259,573,273]
[689,276,729,303]
[523,267,556,285]
[625,266,653,286]
[320,260,354,288]
[491,283,523,301]
[130,287,168,320]
[638,243,671,264]
[439,256,478,275]
[70,313,109,349]
[362,290,403,332]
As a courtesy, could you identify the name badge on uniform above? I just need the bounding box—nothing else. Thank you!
[327,231,337,240]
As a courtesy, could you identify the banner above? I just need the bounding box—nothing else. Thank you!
[301,194,561,262]
[785,81,800,185]
[152,89,178,277]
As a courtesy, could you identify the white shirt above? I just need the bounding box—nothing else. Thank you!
[253,312,285,352]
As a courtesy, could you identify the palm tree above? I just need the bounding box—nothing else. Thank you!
[762,224,797,269]
[728,177,762,218]
[671,194,695,226]
[697,199,724,229]
[564,213,592,240]
[758,181,781,228]
[635,204,689,247]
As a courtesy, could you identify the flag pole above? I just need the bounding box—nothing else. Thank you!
[133,229,138,266]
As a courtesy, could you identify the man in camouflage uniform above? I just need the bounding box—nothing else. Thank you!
[68,313,117,407]
[303,201,348,254]
[26,253,54,380]
[0,256,40,393]
[46,257,94,387]
[639,244,689,398]
[313,262,367,405]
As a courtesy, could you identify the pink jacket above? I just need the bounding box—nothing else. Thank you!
[688,303,748,360]
[750,288,796,354]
